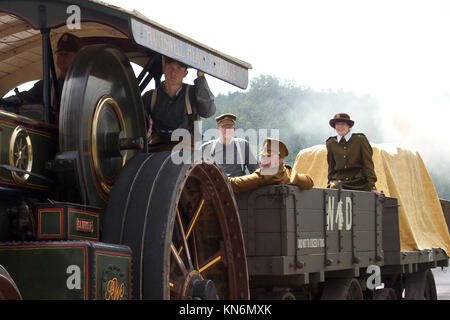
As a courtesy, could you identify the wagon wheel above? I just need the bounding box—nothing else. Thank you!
[383,274,403,300]
[321,278,364,300]
[59,44,147,208]
[373,288,397,300]
[404,269,437,300]
[102,152,249,300]
[0,265,22,300]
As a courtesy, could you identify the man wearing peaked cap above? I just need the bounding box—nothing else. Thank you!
[228,138,314,194]
[215,113,237,126]
[201,113,258,177]
[326,113,378,193]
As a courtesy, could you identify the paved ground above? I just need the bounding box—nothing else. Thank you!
[432,266,450,300]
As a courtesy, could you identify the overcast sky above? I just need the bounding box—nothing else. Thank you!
[103,0,450,171]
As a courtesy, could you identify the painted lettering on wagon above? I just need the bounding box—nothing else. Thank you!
[297,238,325,249]
[326,195,352,231]
[105,277,125,300]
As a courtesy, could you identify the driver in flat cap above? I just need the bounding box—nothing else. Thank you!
[143,56,216,152]
[5,32,83,123]
[201,113,258,177]
[228,138,314,194]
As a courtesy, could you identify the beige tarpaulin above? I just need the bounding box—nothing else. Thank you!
[293,143,450,254]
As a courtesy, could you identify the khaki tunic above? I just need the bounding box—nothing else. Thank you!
[229,164,314,194]
[326,133,377,191]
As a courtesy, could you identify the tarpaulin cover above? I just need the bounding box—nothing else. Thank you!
[293,143,450,254]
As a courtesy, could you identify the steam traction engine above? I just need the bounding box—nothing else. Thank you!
[0,0,251,300]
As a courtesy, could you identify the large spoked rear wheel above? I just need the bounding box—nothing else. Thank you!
[102,152,249,300]
[59,44,147,208]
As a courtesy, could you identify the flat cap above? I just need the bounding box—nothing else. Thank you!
[215,113,237,126]
[164,56,188,69]
[56,32,83,53]
[260,138,289,158]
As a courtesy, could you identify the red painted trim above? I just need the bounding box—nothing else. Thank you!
[0,179,48,191]
[43,18,131,39]
[95,250,132,258]
[0,9,37,28]
[68,208,100,216]
[0,119,55,138]
[37,208,64,239]
[79,17,131,38]
[0,243,88,249]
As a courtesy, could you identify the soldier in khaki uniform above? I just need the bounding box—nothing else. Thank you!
[326,113,377,192]
[229,138,314,194]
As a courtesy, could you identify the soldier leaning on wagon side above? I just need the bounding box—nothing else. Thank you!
[229,138,314,194]
[201,113,259,177]
[142,57,216,152]
[326,113,378,193]
[0,33,83,124]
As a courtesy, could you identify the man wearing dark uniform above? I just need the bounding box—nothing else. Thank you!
[143,57,216,151]
[326,113,377,192]
[229,138,314,194]
[6,33,83,123]
[201,113,258,177]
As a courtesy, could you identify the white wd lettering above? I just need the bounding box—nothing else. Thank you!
[326,197,334,231]
[66,5,81,30]
[327,195,352,231]
[66,265,81,290]
[335,199,344,230]
[346,197,353,230]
